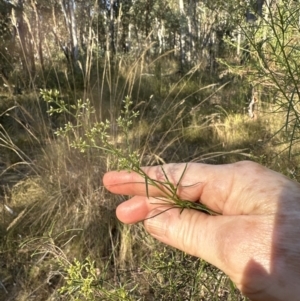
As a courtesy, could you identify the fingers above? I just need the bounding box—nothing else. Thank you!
[103,164,200,198]
[103,161,286,214]
[116,196,164,224]
[103,163,230,212]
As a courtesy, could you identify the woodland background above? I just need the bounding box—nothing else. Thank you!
[0,0,300,300]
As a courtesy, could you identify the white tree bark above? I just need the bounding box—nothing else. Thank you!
[59,0,79,64]
[69,0,79,62]
[109,0,115,54]
[179,0,186,69]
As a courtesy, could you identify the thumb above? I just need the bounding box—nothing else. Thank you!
[144,207,271,284]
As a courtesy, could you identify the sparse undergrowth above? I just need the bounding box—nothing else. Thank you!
[1,51,300,301]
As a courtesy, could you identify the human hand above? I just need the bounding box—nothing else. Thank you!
[103,161,300,301]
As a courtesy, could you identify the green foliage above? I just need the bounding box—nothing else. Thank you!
[59,257,97,300]
[58,257,135,300]
[0,1,12,41]
[44,92,140,169]
[143,246,242,301]
[220,0,300,157]
[253,1,300,157]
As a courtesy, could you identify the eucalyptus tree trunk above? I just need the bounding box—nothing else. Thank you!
[30,0,45,74]
[179,0,186,70]
[11,0,36,79]
[60,0,79,65]
[157,20,165,54]
[156,18,165,54]
[237,28,241,56]
[69,0,79,62]
[109,0,116,54]
[262,0,271,49]
[128,23,132,51]
[186,0,196,64]
[22,12,36,78]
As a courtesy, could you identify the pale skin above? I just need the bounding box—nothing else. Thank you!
[103,161,300,301]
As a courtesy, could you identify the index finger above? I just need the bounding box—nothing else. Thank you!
[103,163,204,198]
[103,163,232,213]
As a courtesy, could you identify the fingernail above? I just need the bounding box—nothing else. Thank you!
[144,208,170,238]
